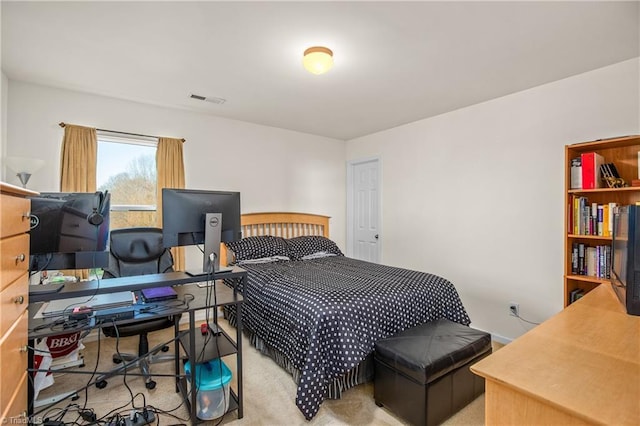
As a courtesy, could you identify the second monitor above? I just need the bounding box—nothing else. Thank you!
[161,188,241,276]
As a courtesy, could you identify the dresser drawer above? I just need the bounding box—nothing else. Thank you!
[0,273,28,337]
[1,371,27,422]
[0,193,31,239]
[0,311,28,412]
[0,234,29,292]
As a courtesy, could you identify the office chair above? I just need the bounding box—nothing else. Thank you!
[95,227,179,390]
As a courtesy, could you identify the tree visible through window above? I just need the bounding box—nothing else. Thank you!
[96,134,157,229]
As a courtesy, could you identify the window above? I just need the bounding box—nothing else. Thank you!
[96,133,157,229]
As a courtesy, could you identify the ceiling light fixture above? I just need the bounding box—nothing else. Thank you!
[303,46,333,75]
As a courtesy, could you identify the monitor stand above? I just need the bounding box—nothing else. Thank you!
[184,213,233,277]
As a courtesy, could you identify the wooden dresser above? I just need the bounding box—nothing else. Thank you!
[1,182,37,423]
[471,284,640,425]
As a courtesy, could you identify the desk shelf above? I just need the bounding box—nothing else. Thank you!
[178,329,237,361]
[28,269,246,425]
[174,276,246,424]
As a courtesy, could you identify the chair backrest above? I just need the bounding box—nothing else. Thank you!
[102,227,174,278]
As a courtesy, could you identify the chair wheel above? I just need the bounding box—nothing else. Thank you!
[71,394,80,401]
[161,345,169,352]
[145,380,156,390]
[112,356,123,364]
[96,380,108,389]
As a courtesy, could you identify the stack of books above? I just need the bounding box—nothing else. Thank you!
[569,288,585,304]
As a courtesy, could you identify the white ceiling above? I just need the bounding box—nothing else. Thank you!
[2,1,638,140]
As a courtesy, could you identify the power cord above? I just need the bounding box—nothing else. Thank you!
[512,310,541,325]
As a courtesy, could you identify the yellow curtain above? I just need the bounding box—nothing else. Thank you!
[156,137,186,271]
[59,124,97,279]
[60,124,97,192]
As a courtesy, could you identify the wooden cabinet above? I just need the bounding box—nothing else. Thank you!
[0,182,37,423]
[564,136,640,307]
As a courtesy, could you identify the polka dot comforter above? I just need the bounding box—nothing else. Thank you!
[235,256,470,420]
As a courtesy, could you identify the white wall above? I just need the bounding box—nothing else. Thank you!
[5,81,346,271]
[6,59,639,341]
[346,58,640,341]
[1,71,8,180]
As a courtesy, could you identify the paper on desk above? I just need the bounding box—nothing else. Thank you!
[34,303,48,319]
[39,291,133,318]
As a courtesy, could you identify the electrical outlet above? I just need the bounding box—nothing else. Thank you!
[509,302,519,317]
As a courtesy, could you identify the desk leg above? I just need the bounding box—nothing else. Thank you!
[174,316,180,393]
[189,311,197,425]
[235,274,244,419]
[236,300,243,419]
[28,338,34,417]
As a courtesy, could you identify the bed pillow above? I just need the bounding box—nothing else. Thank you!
[286,236,344,260]
[225,236,289,263]
[236,255,290,265]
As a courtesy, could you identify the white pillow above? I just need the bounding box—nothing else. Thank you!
[236,255,290,265]
[300,251,337,260]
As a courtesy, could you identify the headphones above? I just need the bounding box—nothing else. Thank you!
[87,191,106,226]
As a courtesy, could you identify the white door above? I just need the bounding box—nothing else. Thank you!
[347,158,381,262]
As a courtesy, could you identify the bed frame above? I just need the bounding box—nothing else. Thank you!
[221,212,330,265]
[240,212,329,238]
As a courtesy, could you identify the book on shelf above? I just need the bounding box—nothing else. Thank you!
[597,205,604,236]
[586,247,597,277]
[608,202,617,236]
[577,243,585,275]
[568,196,617,237]
[569,288,585,304]
[572,242,611,277]
[581,152,605,189]
[570,157,582,189]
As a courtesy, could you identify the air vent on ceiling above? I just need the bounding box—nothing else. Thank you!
[190,94,226,104]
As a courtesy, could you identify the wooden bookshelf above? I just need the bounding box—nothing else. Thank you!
[564,135,640,307]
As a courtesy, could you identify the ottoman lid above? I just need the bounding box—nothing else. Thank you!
[375,318,491,385]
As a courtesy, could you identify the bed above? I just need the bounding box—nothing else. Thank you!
[221,212,470,420]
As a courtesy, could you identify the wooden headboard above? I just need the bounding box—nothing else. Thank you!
[221,212,330,266]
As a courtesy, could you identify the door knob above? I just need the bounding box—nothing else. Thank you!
[374,234,379,239]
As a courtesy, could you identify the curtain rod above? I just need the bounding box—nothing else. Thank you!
[58,122,185,142]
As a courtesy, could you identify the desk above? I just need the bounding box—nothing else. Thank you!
[28,269,246,425]
[29,268,247,303]
[470,284,640,425]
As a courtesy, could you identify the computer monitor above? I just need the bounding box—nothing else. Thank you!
[28,191,111,271]
[161,188,241,276]
[611,205,640,316]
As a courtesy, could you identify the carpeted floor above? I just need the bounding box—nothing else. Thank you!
[35,319,500,425]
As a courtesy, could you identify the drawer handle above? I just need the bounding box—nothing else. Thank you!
[20,345,28,353]
[14,295,25,304]
[15,253,26,264]
[22,211,31,221]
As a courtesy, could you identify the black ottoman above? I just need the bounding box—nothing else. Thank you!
[374,319,492,426]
